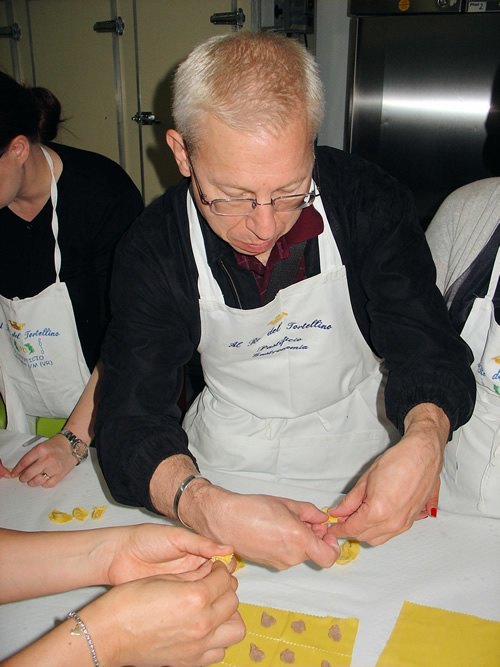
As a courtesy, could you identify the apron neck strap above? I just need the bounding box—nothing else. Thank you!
[40,146,61,282]
[487,234,500,299]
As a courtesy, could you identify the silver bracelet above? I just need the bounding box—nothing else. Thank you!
[173,473,211,529]
[68,611,100,666]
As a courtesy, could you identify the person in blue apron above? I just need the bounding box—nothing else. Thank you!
[95,32,475,569]
[0,73,143,487]
[426,178,500,519]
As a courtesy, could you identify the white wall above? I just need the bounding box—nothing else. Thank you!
[315,0,350,149]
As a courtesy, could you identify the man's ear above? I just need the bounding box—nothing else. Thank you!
[166,130,191,177]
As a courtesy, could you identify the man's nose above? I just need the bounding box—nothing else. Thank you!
[247,202,277,240]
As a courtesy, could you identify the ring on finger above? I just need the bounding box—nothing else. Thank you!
[41,471,51,480]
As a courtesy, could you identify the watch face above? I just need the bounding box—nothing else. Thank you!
[73,441,88,459]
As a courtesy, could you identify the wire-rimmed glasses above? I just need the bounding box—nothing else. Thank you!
[188,157,319,217]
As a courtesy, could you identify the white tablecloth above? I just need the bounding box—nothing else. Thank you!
[1,431,500,665]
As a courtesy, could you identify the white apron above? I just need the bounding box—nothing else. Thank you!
[183,191,400,491]
[0,147,90,433]
[440,247,500,518]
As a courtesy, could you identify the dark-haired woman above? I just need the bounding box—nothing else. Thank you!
[0,72,143,486]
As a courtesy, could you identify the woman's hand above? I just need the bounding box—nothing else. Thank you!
[9,433,76,487]
[0,525,237,604]
[84,561,245,667]
[101,524,237,585]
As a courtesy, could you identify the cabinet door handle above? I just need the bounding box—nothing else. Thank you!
[0,23,21,40]
[210,8,246,27]
[132,112,161,126]
[93,17,124,35]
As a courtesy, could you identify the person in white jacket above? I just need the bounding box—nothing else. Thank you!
[426,177,500,518]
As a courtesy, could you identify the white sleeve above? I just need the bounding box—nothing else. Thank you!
[426,177,500,295]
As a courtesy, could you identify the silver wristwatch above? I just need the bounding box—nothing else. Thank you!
[60,429,89,465]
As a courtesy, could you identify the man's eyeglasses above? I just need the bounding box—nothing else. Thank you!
[188,158,319,217]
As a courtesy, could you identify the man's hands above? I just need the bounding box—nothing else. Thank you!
[150,455,339,570]
[180,484,340,570]
[327,404,449,544]
[149,404,448,569]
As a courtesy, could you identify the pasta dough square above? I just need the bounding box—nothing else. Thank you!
[213,602,359,667]
[376,601,500,667]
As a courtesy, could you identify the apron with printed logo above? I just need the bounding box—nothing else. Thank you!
[0,147,90,433]
[183,191,400,491]
[440,247,500,518]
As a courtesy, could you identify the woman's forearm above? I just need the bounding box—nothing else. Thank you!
[1,617,97,667]
[0,528,112,603]
[64,362,102,444]
[1,596,120,667]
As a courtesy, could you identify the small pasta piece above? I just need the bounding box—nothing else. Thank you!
[48,509,73,524]
[91,506,107,520]
[211,553,245,570]
[336,540,360,565]
[72,507,89,521]
[321,507,339,524]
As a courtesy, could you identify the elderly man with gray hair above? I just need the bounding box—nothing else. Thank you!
[95,31,475,570]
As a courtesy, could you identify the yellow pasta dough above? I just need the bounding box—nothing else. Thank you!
[91,506,107,519]
[321,507,339,524]
[211,553,245,570]
[48,509,73,524]
[72,507,89,521]
[213,603,359,667]
[336,539,360,565]
[48,505,107,524]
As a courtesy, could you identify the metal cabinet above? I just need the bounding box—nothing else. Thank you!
[0,0,252,203]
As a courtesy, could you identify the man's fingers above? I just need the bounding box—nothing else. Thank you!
[328,501,416,544]
[293,500,336,525]
[329,480,367,518]
[327,497,381,540]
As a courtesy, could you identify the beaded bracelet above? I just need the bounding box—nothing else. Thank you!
[173,473,211,529]
[68,611,100,666]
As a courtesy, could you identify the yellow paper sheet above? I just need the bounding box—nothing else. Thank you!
[213,602,359,667]
[376,601,500,667]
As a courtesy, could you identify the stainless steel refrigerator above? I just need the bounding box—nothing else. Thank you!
[346,0,500,227]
